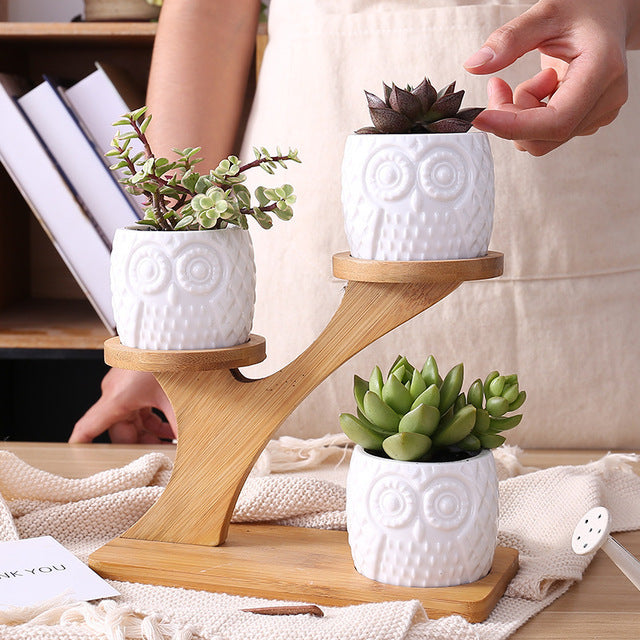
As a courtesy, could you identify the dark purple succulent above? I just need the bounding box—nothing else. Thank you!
[356,78,484,135]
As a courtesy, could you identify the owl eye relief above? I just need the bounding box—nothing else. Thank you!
[127,245,171,295]
[175,245,224,295]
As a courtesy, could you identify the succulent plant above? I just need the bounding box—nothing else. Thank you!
[107,106,300,231]
[356,78,484,135]
[339,355,526,462]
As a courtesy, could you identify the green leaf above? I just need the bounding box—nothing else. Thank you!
[140,115,152,133]
[130,106,148,121]
[382,432,431,461]
[273,205,293,221]
[174,215,195,230]
[233,184,251,208]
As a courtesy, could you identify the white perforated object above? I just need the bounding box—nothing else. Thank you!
[572,506,640,591]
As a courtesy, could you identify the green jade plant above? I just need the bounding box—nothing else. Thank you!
[107,106,300,231]
[356,77,484,134]
[340,355,526,462]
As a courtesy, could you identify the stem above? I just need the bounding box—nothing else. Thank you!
[238,155,294,173]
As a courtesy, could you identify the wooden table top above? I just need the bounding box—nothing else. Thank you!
[1,442,638,639]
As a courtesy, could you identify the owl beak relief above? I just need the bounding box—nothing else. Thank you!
[168,282,180,306]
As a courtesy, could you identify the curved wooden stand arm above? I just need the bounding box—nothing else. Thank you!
[103,252,503,547]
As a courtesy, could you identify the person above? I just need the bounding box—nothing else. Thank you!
[69,0,640,446]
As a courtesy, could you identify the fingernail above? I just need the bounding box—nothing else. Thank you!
[464,46,495,69]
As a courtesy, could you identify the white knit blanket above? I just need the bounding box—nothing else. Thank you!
[0,442,638,640]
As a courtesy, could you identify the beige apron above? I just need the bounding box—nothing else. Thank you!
[241,0,640,448]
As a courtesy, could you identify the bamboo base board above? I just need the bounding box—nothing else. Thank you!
[90,524,518,622]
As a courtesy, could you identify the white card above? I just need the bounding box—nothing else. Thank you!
[0,536,119,608]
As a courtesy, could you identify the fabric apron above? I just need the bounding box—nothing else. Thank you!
[240,0,640,448]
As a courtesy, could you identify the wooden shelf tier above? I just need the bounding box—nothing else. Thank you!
[0,299,111,350]
[91,526,519,623]
[0,21,157,44]
[104,335,267,371]
[332,251,504,283]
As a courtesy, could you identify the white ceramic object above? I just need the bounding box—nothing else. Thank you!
[341,132,494,260]
[346,445,499,587]
[111,227,256,350]
[572,506,640,591]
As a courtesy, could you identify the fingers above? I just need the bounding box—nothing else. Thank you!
[69,399,119,443]
[464,3,555,75]
[69,368,177,443]
[108,421,141,444]
[465,0,630,155]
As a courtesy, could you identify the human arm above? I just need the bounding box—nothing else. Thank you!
[70,0,260,443]
[464,0,640,156]
[145,0,262,166]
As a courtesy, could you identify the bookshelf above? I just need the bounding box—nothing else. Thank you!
[0,21,266,351]
[0,22,156,350]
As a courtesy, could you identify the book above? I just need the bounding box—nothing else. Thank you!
[0,73,115,331]
[63,62,147,211]
[64,62,145,160]
[18,75,141,247]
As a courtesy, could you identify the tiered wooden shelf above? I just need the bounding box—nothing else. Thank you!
[89,253,517,623]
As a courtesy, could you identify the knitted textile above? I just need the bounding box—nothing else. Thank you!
[0,444,638,640]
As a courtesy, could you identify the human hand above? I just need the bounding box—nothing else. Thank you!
[463,0,638,156]
[69,368,177,444]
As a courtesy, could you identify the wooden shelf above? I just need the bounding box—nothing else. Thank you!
[0,299,111,350]
[0,21,157,44]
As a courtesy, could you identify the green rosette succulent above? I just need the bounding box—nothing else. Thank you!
[339,355,526,462]
[356,78,484,135]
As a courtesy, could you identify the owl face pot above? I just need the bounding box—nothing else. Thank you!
[346,445,499,588]
[341,132,494,261]
[110,227,256,350]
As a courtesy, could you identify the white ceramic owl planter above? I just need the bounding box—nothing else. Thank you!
[341,132,494,261]
[346,445,499,587]
[110,227,256,350]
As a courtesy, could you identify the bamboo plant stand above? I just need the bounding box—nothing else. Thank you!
[89,251,518,622]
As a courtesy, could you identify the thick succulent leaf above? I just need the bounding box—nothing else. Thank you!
[363,390,401,432]
[364,90,387,110]
[425,118,474,133]
[354,126,381,134]
[437,81,456,99]
[383,82,392,106]
[339,413,385,451]
[369,107,412,133]
[456,107,485,123]
[389,85,423,121]
[411,77,437,113]
[353,375,369,414]
[398,403,440,437]
[382,432,432,461]
[427,90,465,120]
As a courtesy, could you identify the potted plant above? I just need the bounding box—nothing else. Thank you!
[341,78,493,261]
[340,354,526,588]
[107,106,300,350]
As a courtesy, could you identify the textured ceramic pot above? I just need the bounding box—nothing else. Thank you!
[110,227,256,350]
[341,132,494,260]
[346,446,499,587]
